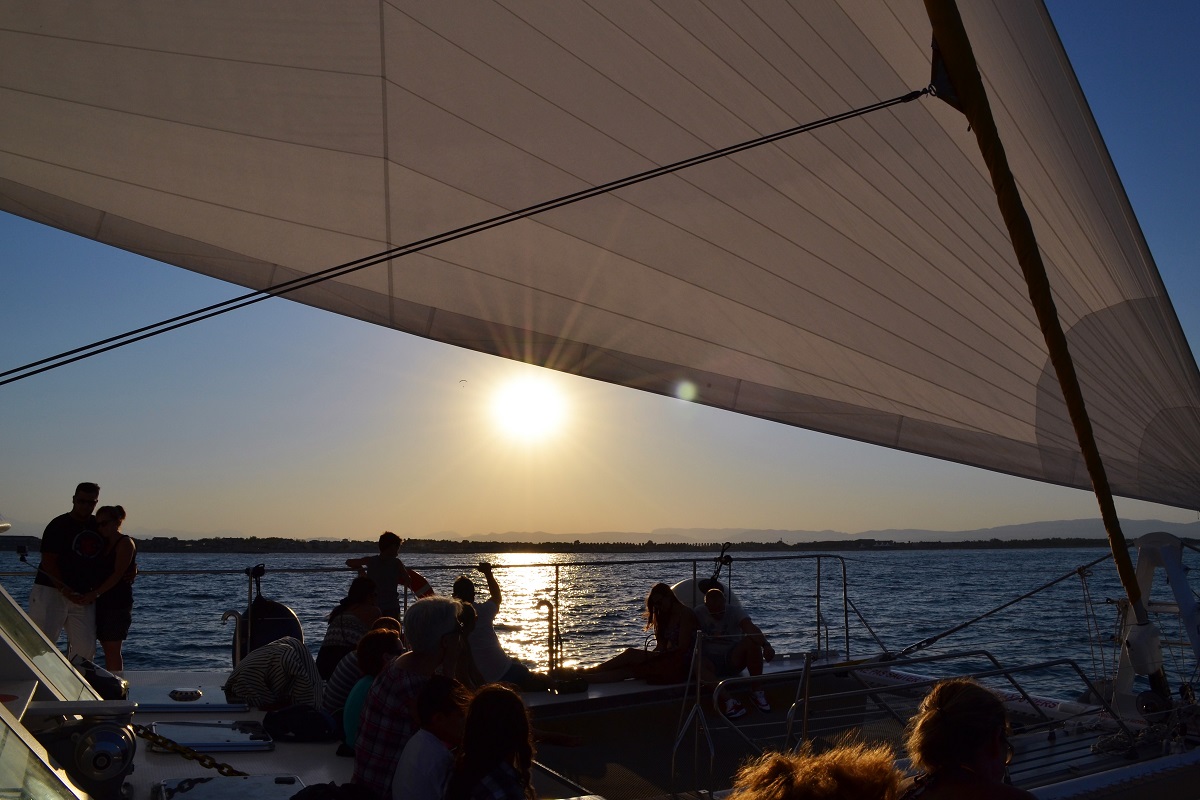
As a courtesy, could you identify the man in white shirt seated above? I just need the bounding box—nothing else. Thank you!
[694,587,775,713]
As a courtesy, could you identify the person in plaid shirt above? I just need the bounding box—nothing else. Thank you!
[352,596,467,797]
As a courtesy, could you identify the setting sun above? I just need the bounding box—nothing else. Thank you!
[491,377,566,441]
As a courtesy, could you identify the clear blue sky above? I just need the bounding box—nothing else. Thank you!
[2,2,1197,541]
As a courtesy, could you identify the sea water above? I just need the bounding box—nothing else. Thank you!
[0,546,1190,698]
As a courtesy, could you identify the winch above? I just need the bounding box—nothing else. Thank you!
[26,699,137,800]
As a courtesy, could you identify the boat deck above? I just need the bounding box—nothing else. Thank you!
[115,659,818,800]
[124,669,353,799]
[122,669,601,800]
[4,611,1196,800]
[524,656,1200,800]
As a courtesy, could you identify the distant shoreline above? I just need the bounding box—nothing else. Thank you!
[0,534,1137,555]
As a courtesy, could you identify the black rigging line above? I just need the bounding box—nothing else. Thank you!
[2,87,928,387]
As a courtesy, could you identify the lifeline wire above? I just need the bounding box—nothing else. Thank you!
[1,88,929,387]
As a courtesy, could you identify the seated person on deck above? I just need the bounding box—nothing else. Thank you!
[452,562,552,691]
[352,596,470,798]
[392,674,472,800]
[694,587,775,713]
[223,636,322,711]
[322,615,403,720]
[583,582,708,685]
[900,678,1035,800]
[341,628,405,751]
[445,684,537,800]
[316,575,381,679]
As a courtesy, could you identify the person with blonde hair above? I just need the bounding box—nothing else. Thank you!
[901,678,1035,799]
[728,741,902,800]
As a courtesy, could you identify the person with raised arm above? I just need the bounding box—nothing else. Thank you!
[451,562,551,691]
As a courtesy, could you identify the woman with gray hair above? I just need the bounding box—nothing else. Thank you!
[352,596,468,798]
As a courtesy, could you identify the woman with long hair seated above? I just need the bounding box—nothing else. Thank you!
[445,684,536,800]
[584,582,706,685]
[900,678,1035,799]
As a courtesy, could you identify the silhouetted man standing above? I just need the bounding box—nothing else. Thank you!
[28,481,100,661]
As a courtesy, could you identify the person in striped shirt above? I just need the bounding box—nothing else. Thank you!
[322,616,403,722]
[223,636,322,711]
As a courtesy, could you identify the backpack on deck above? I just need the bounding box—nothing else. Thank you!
[262,704,338,742]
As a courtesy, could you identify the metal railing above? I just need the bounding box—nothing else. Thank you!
[662,644,1147,796]
[0,551,868,673]
[702,648,1135,755]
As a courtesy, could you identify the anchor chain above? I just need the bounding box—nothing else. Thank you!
[131,723,247,776]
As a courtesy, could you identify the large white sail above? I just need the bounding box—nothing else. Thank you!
[3,1,1198,508]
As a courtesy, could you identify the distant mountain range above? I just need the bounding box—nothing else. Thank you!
[1,516,1196,546]
[419,518,1200,545]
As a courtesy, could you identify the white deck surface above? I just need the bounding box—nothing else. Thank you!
[124,669,353,800]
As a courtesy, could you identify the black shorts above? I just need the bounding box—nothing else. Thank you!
[95,590,133,641]
[706,647,741,677]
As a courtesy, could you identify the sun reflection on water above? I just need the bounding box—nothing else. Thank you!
[461,552,728,671]
[483,553,567,669]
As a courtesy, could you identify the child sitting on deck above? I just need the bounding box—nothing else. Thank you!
[445,684,537,800]
[391,675,472,800]
[340,628,405,751]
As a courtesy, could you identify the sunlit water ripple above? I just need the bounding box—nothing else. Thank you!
[3,546,1193,699]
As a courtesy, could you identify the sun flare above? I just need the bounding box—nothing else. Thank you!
[491,377,566,441]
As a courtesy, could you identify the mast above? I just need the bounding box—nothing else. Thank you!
[921,0,1167,696]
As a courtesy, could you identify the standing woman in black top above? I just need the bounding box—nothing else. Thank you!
[91,505,137,672]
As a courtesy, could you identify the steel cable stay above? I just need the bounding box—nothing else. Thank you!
[894,551,1114,659]
[1076,566,1111,685]
[1,88,930,387]
[846,596,889,654]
